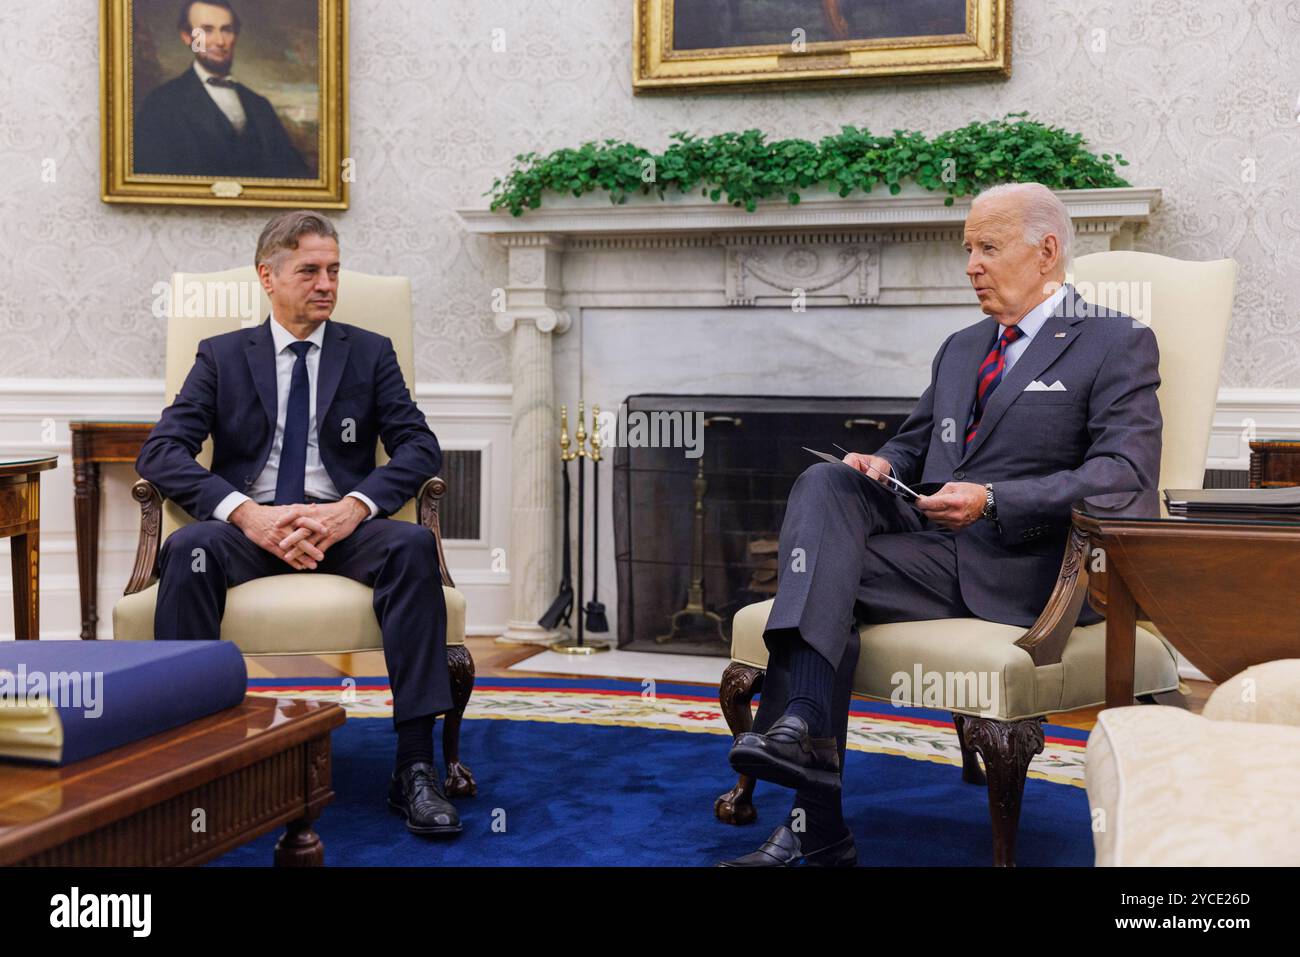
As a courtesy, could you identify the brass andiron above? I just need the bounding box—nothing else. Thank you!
[552,401,609,655]
[657,417,732,644]
[537,405,575,632]
[583,404,610,633]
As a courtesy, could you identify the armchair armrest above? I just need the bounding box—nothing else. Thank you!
[418,476,456,589]
[125,479,163,596]
[1013,524,1092,667]
[125,476,457,595]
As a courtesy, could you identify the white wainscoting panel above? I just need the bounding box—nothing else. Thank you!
[1208,389,1300,470]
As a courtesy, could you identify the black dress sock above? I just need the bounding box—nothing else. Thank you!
[788,787,848,850]
[395,714,436,772]
[783,635,835,737]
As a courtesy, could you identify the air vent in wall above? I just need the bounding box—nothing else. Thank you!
[439,449,482,540]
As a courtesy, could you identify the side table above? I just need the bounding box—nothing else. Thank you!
[1,457,58,639]
[70,421,155,639]
[1249,439,1300,488]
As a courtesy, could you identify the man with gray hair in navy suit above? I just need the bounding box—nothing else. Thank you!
[722,182,1162,866]
[137,211,460,839]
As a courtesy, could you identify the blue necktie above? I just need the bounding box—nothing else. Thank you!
[273,340,313,506]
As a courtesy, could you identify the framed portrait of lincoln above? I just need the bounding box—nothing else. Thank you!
[633,0,1011,93]
[100,0,348,208]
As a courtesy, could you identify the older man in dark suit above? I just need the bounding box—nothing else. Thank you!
[134,1,311,179]
[136,211,459,837]
[722,182,1162,866]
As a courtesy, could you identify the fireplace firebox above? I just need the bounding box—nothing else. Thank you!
[612,394,915,656]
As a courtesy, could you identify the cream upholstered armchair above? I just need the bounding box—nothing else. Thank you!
[113,267,476,797]
[1087,659,1300,865]
[716,252,1239,865]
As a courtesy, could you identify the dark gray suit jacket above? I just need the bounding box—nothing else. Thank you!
[874,285,1162,628]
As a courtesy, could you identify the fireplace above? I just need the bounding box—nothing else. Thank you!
[458,186,1158,644]
[612,394,914,655]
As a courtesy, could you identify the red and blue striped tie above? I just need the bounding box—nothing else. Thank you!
[965,325,1023,447]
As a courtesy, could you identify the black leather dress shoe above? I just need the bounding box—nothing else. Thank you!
[718,825,857,867]
[728,714,841,791]
[388,761,462,836]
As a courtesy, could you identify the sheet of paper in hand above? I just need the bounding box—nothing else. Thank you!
[802,447,924,505]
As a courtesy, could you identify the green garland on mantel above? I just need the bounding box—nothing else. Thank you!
[487,113,1130,217]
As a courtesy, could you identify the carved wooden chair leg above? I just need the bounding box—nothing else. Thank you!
[960,715,1045,867]
[442,644,477,798]
[952,713,987,785]
[714,661,764,825]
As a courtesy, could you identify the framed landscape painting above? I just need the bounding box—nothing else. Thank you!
[100,0,349,208]
[634,0,1011,93]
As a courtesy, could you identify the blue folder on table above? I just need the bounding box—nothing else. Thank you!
[0,641,247,765]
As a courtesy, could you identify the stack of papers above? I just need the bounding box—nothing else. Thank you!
[802,447,944,510]
[1163,486,1300,513]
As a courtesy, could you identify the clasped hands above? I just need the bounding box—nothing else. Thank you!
[840,452,986,531]
[230,497,369,570]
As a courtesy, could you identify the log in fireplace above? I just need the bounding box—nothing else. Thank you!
[612,393,915,655]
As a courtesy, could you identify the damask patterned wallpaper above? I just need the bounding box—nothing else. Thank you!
[0,0,1297,387]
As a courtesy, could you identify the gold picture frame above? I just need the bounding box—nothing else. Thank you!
[100,0,349,208]
[633,0,1011,94]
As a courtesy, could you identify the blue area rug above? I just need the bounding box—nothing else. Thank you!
[214,677,1093,866]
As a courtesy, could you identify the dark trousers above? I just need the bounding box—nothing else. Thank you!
[154,517,452,724]
[765,461,971,671]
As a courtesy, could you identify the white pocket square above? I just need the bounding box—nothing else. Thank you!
[1024,379,1067,392]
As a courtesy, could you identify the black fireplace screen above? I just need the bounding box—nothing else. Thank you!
[612,394,915,656]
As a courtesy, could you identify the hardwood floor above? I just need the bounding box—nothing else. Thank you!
[1050,679,1211,730]
[244,636,548,680]
[246,636,1214,731]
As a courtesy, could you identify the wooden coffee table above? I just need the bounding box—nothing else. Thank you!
[0,696,345,866]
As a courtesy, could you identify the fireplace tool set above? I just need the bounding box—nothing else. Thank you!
[540,402,610,654]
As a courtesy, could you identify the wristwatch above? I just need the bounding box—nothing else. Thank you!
[981,483,997,523]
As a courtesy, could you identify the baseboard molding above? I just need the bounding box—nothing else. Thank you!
[1208,388,1300,469]
[1179,660,1212,684]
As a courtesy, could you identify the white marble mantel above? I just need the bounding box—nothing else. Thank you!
[459,185,1161,239]
[457,185,1162,644]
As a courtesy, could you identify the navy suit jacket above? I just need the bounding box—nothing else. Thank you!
[874,286,1162,629]
[137,318,440,522]
[134,67,311,179]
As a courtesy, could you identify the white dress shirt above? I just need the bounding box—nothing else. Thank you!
[193,60,247,133]
[1003,283,1069,372]
[213,318,377,522]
